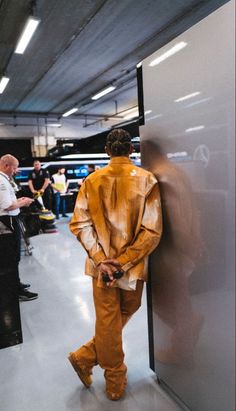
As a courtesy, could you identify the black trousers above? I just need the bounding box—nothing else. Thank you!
[0,219,23,349]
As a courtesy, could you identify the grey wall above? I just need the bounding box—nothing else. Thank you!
[140,1,235,410]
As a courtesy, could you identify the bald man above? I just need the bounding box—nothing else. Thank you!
[0,154,38,302]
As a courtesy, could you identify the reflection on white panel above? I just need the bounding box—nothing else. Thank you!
[141,1,235,411]
[174,91,201,103]
[149,41,188,67]
[185,125,205,133]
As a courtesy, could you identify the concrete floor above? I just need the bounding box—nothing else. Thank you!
[0,218,182,411]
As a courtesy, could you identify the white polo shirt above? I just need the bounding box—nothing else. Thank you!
[0,172,19,216]
[52,173,67,194]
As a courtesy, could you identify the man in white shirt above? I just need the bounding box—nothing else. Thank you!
[0,154,38,302]
[51,167,69,219]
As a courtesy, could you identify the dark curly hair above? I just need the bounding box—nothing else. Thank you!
[106,129,132,156]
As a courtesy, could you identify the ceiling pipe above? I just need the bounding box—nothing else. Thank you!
[0,103,138,127]
[0,111,123,120]
[52,69,137,114]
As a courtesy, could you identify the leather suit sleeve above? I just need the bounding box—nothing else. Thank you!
[69,183,106,265]
[116,182,162,271]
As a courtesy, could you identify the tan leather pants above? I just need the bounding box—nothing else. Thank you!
[72,278,144,384]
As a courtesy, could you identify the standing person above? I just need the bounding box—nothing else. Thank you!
[68,129,162,400]
[87,164,95,176]
[51,167,69,219]
[28,160,52,210]
[0,154,38,302]
[80,164,95,186]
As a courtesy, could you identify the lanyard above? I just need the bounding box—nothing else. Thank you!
[0,171,10,181]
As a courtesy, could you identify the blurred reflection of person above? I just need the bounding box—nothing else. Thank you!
[142,139,204,368]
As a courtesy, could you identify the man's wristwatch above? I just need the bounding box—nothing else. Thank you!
[102,269,124,283]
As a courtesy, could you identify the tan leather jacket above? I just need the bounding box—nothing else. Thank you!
[70,156,162,282]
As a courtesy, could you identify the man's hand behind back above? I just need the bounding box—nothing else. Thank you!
[98,259,122,287]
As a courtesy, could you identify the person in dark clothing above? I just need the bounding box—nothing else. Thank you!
[87,164,95,175]
[28,160,52,210]
[0,154,38,303]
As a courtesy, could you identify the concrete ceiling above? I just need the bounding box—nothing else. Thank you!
[0,0,229,134]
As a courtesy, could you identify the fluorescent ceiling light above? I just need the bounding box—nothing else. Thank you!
[47,123,61,127]
[91,86,116,100]
[146,113,163,122]
[62,108,78,117]
[60,154,109,159]
[175,91,201,102]
[0,76,10,93]
[136,61,142,68]
[149,41,187,67]
[122,107,138,115]
[60,152,140,160]
[63,153,109,159]
[145,110,152,115]
[185,125,205,133]
[15,16,40,54]
[123,111,139,120]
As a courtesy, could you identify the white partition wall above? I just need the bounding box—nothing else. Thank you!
[140,2,235,410]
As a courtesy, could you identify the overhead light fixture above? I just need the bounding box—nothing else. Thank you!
[175,92,201,102]
[121,107,139,120]
[47,123,62,128]
[0,76,10,94]
[136,61,142,68]
[122,107,138,115]
[185,125,205,133]
[145,113,163,122]
[62,107,78,117]
[15,16,40,54]
[149,41,187,67]
[91,86,116,100]
[123,111,139,120]
[145,110,152,115]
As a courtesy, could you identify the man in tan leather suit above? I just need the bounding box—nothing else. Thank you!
[68,129,162,400]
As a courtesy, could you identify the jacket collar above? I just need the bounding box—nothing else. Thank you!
[109,156,132,165]
[0,171,10,180]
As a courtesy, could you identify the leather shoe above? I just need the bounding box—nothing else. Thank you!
[68,352,92,388]
[18,289,38,301]
[20,282,31,289]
